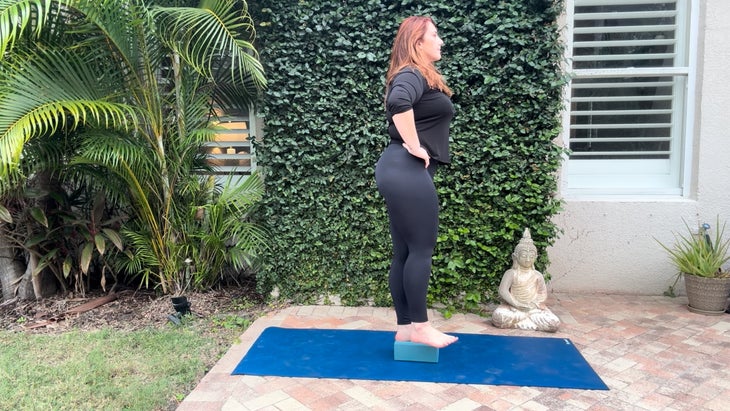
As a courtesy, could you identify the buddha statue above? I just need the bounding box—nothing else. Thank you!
[491,228,560,332]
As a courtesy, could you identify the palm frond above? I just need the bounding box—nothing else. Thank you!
[0,47,143,180]
[218,171,264,209]
[0,0,72,55]
[150,0,266,92]
[72,0,142,60]
[73,130,160,193]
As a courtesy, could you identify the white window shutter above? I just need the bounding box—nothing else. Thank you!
[565,0,695,196]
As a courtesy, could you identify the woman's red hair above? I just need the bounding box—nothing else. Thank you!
[385,16,452,98]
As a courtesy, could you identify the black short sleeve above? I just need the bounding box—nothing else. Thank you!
[386,70,425,115]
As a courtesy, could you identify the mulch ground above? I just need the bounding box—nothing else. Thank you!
[0,283,271,334]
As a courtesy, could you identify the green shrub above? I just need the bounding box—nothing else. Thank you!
[251,0,567,311]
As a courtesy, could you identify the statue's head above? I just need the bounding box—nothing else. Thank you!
[512,228,537,268]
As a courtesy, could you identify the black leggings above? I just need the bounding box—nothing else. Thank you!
[375,143,439,325]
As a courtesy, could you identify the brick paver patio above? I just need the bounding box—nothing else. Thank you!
[178,294,730,410]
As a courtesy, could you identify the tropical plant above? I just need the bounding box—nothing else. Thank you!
[657,217,730,278]
[1,183,124,296]
[174,173,267,293]
[0,0,267,296]
[0,129,127,299]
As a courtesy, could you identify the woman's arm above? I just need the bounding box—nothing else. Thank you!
[392,110,430,168]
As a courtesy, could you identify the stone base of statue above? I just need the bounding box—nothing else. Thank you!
[491,304,560,333]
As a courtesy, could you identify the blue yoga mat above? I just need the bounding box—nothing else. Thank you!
[232,327,608,390]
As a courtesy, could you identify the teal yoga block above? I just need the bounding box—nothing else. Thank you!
[393,341,439,363]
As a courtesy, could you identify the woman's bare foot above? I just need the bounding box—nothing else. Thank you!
[395,324,412,342]
[410,322,458,348]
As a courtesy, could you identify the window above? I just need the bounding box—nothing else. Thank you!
[564,0,697,196]
[203,109,257,176]
[157,56,258,179]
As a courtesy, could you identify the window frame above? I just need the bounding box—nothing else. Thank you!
[203,108,258,177]
[561,0,699,198]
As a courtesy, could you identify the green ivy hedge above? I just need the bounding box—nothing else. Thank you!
[250,0,567,311]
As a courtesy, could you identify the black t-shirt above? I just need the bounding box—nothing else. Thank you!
[385,68,454,164]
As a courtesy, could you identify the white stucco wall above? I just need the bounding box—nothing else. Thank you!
[547,0,730,295]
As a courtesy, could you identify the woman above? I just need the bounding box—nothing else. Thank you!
[375,16,458,348]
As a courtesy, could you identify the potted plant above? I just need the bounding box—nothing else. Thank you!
[658,217,730,315]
